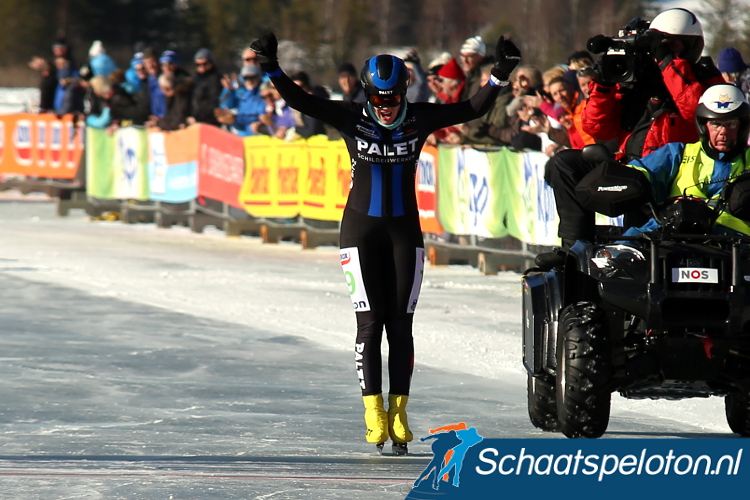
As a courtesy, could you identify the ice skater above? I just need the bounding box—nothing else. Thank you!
[250,32,520,454]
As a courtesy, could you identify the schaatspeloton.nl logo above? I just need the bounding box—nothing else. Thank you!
[404,424,748,500]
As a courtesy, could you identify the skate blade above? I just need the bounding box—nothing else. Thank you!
[375,443,385,455]
[392,443,408,456]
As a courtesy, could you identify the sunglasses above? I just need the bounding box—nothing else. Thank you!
[244,57,257,62]
[577,67,596,77]
[195,61,210,68]
[262,93,274,100]
[707,119,740,130]
[369,94,402,108]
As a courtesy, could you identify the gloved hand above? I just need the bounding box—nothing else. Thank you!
[491,36,521,82]
[250,33,279,73]
[586,34,612,54]
[644,29,672,63]
[404,48,420,65]
[592,62,614,87]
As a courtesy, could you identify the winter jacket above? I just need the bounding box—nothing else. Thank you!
[191,66,223,126]
[582,56,724,162]
[157,78,194,131]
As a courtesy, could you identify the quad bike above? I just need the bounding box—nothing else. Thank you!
[522,147,750,438]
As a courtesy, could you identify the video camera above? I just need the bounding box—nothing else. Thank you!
[588,18,654,84]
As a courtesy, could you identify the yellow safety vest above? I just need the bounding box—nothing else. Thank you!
[670,142,750,235]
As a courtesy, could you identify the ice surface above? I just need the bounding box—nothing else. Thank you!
[0,199,737,498]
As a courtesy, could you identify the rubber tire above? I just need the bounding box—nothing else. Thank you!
[726,391,750,436]
[556,301,612,438]
[527,373,561,432]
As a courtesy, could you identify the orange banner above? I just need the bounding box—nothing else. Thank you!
[0,113,84,179]
[417,145,444,235]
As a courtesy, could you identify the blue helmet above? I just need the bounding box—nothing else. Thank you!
[360,55,409,97]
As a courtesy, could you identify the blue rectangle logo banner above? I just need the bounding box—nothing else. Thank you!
[405,424,746,499]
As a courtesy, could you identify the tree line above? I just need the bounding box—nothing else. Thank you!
[0,0,747,87]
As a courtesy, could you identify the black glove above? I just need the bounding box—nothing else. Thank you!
[586,34,612,54]
[404,48,420,65]
[250,32,279,73]
[592,62,614,87]
[644,30,672,64]
[491,36,521,82]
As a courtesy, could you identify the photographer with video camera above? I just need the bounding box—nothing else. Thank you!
[539,8,724,267]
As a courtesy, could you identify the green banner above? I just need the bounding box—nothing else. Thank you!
[437,147,514,237]
[86,127,150,200]
[436,147,560,244]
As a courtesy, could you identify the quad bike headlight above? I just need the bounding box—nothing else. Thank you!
[590,244,648,281]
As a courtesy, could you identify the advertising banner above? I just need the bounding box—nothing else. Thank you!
[301,136,349,221]
[436,147,509,238]
[239,135,302,218]
[148,126,199,203]
[501,150,560,246]
[417,145,444,235]
[198,124,245,208]
[436,147,562,244]
[86,126,149,200]
[0,113,83,179]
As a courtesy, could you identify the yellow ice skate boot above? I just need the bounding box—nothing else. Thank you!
[363,394,389,452]
[388,394,412,455]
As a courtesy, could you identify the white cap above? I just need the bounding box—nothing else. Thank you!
[460,36,486,56]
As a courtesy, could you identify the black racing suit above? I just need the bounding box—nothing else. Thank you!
[270,69,501,396]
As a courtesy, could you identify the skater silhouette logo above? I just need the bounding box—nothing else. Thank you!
[413,422,484,491]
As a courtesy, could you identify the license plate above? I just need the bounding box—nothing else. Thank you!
[671,268,719,283]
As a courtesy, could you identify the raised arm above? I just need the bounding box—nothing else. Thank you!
[251,33,352,130]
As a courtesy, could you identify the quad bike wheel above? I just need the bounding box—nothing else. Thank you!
[556,301,613,438]
[726,391,750,436]
[527,373,561,432]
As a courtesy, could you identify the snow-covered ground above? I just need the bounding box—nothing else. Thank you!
[0,197,732,435]
[0,197,740,498]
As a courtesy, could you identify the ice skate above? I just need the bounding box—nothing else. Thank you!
[391,442,408,456]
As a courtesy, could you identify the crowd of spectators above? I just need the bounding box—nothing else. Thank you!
[26,32,750,156]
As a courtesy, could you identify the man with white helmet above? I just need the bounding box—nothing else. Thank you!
[538,8,725,266]
[621,83,750,237]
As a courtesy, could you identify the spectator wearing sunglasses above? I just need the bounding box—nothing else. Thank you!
[250,32,520,455]
[189,48,223,126]
[251,81,294,139]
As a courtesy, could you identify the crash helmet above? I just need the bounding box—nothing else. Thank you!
[360,55,409,98]
[648,8,704,63]
[695,83,750,159]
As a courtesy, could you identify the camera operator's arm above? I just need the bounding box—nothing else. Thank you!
[650,34,724,122]
[580,34,621,140]
[581,75,621,141]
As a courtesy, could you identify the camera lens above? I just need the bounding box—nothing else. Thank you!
[601,54,633,83]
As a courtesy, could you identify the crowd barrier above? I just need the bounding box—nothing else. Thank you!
[0,113,568,274]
